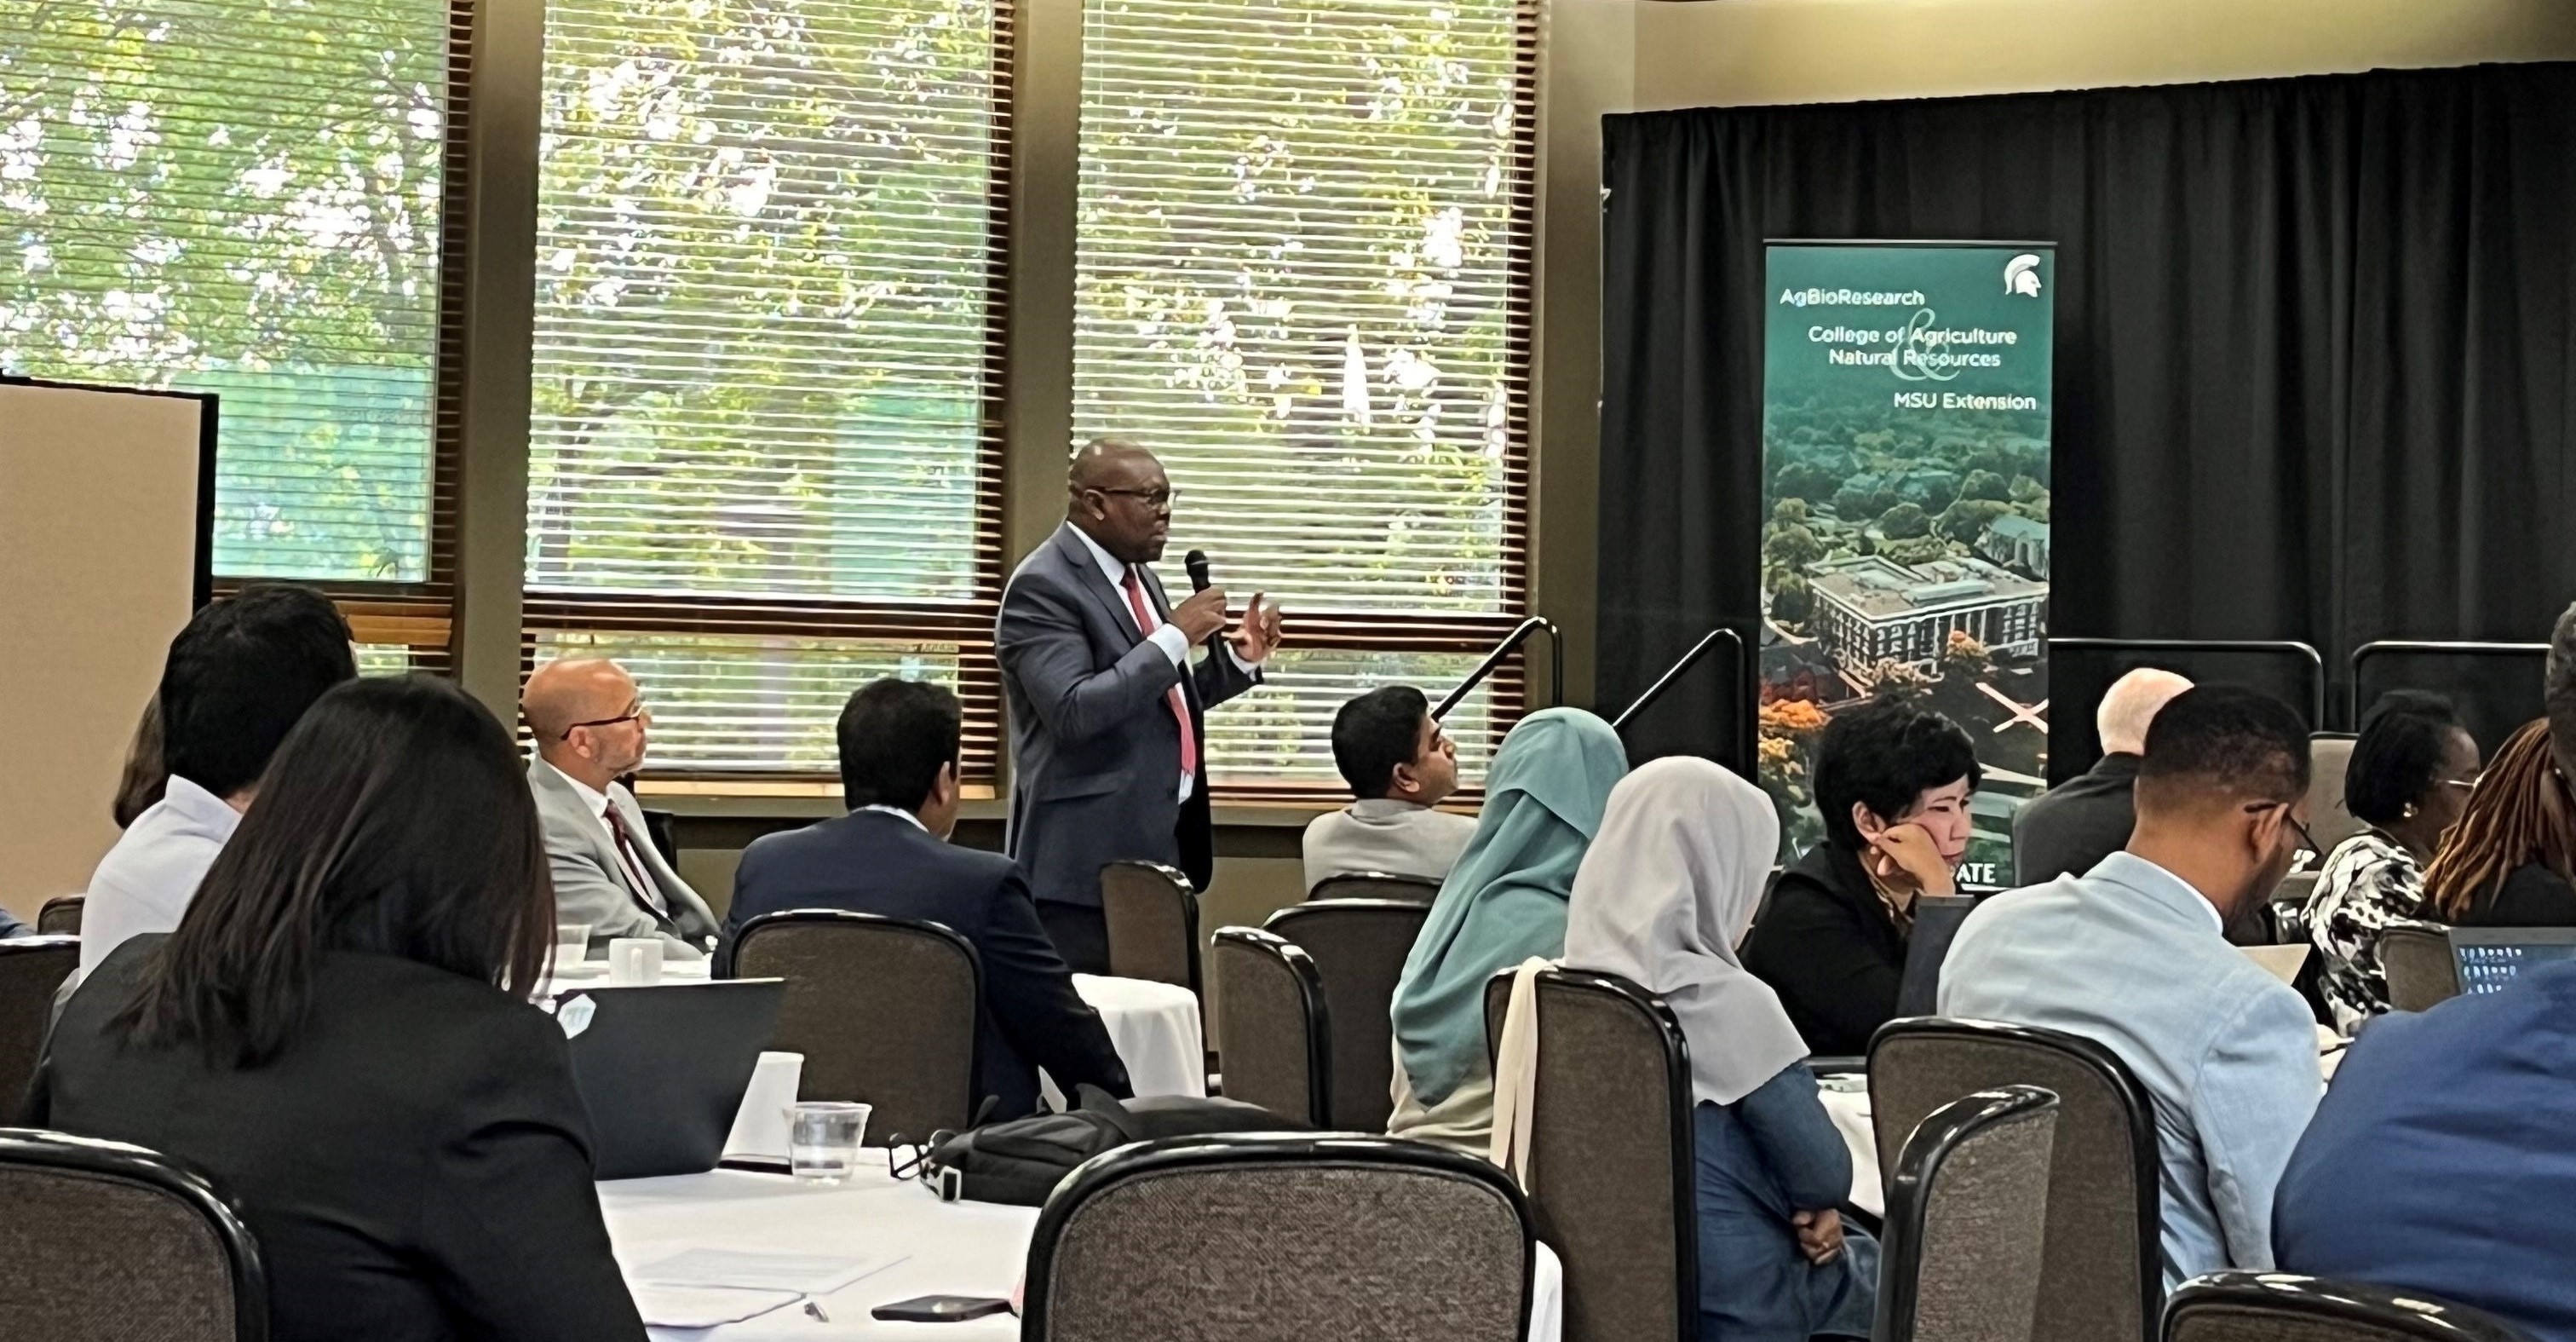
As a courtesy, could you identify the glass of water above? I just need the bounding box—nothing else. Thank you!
[786,1102,870,1185]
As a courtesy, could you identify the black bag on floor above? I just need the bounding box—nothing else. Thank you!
[923,1085,1302,1207]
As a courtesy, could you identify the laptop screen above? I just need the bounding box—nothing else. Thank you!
[2451,930,2576,997]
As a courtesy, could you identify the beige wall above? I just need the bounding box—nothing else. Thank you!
[1630,0,2576,111]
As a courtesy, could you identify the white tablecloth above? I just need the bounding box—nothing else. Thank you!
[601,1157,1562,1341]
[1818,1086,1882,1218]
[1054,974,1204,1102]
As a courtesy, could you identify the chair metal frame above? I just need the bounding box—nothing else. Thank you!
[1100,860,1202,997]
[1305,872,1441,904]
[1210,927,1334,1127]
[1869,1017,2165,1342]
[0,1126,271,1342]
[2165,1271,2541,1342]
[1482,965,1699,1342]
[1022,1132,1537,1342]
[1874,1085,2061,1342]
[719,908,984,1132]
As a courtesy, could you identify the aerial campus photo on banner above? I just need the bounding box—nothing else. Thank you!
[1757,242,2056,881]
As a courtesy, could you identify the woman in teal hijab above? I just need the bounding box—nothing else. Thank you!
[1388,707,1630,1151]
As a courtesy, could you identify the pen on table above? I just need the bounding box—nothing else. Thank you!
[803,1299,830,1322]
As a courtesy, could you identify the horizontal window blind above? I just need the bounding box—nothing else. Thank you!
[524,0,1012,774]
[2,0,454,585]
[1209,647,1504,798]
[1071,0,1538,789]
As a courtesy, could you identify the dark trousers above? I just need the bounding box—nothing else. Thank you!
[1038,901,1113,977]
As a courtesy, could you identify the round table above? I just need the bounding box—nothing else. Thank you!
[1050,973,1204,1103]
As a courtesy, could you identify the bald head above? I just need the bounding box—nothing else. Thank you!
[1066,436,1174,563]
[524,657,649,786]
[2097,667,2194,757]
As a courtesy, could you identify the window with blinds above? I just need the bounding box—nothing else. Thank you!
[1071,0,1539,792]
[524,0,1012,777]
[1,0,461,590]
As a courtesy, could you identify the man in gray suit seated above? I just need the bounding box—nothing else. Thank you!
[522,657,720,959]
[998,439,1283,973]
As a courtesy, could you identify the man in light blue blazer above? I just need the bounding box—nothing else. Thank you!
[1942,685,2323,1289]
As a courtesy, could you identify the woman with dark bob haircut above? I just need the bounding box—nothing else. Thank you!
[28,675,647,1342]
[1743,697,1981,1056]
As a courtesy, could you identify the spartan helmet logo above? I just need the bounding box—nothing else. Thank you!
[2003,253,2044,297]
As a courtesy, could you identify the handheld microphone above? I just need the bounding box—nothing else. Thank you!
[1183,550,1223,656]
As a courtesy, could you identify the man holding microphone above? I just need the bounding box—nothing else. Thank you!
[997,438,1285,972]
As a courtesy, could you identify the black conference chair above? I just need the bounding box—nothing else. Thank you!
[37,895,83,936]
[2164,1272,2540,1342]
[2379,921,2460,1012]
[1099,861,1202,996]
[1870,1017,2161,1342]
[1876,1086,2061,1342]
[1209,929,1331,1127]
[0,937,80,1106]
[1263,898,1432,1132]
[1024,1133,1533,1342]
[0,1128,269,1342]
[1483,965,1697,1342]
[723,910,981,1145]
[1307,872,1441,905]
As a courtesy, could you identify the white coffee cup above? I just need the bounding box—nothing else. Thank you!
[608,936,665,986]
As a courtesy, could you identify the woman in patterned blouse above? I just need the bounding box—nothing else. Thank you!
[2304,692,2482,1033]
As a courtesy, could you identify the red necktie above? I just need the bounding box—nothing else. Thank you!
[1123,567,1198,785]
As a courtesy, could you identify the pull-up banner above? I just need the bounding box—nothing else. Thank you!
[1756,242,2055,881]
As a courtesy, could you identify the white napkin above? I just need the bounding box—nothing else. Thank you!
[722,1051,803,1162]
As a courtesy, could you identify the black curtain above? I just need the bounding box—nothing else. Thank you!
[1597,62,2576,753]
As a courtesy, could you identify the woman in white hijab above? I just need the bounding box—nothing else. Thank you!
[1564,757,1877,1342]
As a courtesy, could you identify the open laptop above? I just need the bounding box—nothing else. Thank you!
[2449,928,2576,999]
[558,978,785,1179]
[1896,896,1980,1018]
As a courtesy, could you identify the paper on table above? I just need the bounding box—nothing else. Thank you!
[634,1247,895,1296]
[632,1286,802,1328]
[2240,943,2309,986]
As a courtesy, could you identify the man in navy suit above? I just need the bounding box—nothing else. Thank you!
[724,678,1131,1120]
[996,438,1283,972]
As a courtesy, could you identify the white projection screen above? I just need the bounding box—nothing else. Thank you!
[0,378,213,922]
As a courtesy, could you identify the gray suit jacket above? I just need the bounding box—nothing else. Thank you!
[997,523,1258,907]
[527,760,719,959]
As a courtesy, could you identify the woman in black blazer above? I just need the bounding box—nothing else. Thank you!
[1742,700,1981,1056]
[26,675,645,1342]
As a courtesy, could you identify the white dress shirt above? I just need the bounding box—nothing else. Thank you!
[1065,523,1256,803]
[541,759,664,913]
[78,776,242,976]
[860,803,930,833]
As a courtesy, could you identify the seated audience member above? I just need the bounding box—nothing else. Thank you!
[1389,707,1628,1153]
[1941,685,2323,1287]
[521,657,719,959]
[27,675,647,1342]
[1302,685,1479,892]
[2273,955,2576,1342]
[724,678,1131,1120]
[1741,699,1978,1056]
[1566,757,1876,1342]
[2304,693,2481,1031]
[2419,718,2576,927]
[2013,667,2191,884]
[113,695,169,829]
[80,584,357,977]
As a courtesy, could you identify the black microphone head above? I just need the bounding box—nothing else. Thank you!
[1184,549,1211,591]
